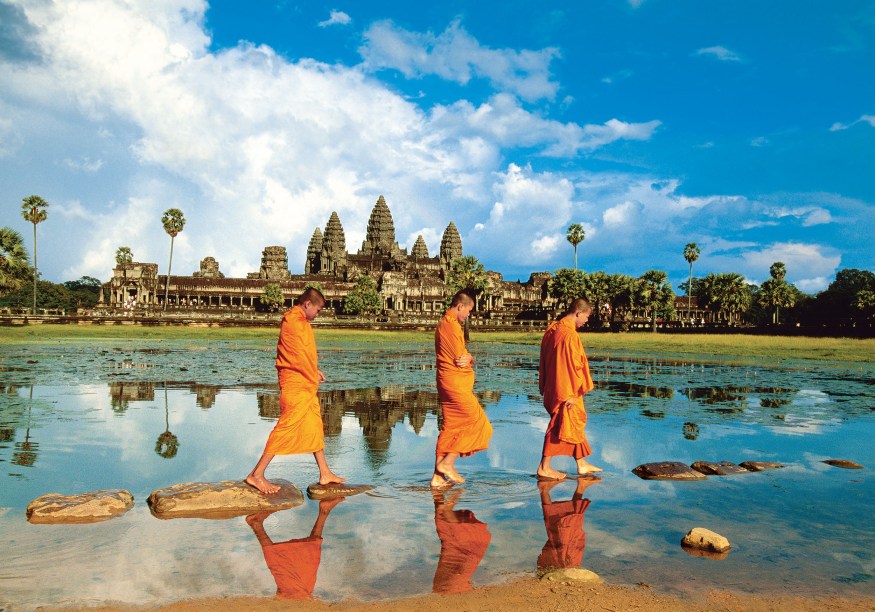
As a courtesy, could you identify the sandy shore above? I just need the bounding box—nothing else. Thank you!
[47,576,874,612]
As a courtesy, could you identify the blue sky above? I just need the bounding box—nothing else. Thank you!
[1,0,873,293]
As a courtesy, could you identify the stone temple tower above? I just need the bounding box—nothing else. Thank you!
[359,195,402,258]
[439,221,463,268]
[411,235,429,259]
[319,211,347,275]
[304,228,323,274]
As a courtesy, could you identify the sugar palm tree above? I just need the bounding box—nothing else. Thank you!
[161,208,186,310]
[20,195,48,313]
[566,223,585,271]
[0,227,31,294]
[683,242,701,319]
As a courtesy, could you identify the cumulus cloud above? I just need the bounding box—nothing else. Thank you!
[695,45,742,62]
[741,242,840,284]
[359,19,561,102]
[318,9,351,27]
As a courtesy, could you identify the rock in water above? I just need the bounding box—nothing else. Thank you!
[739,461,784,472]
[690,461,749,476]
[27,489,134,524]
[822,459,864,469]
[681,527,732,553]
[148,479,304,519]
[632,461,707,480]
[307,482,374,499]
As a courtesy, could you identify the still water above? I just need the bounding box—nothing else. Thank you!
[1,337,873,608]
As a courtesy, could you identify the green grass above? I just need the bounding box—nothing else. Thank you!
[1,323,872,363]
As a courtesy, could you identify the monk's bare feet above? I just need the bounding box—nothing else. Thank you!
[435,461,465,483]
[574,475,602,495]
[318,472,347,486]
[575,459,603,475]
[245,474,281,495]
[537,467,567,481]
[318,497,345,513]
[245,510,274,527]
[430,472,453,488]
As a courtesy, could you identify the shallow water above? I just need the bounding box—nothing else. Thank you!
[1,338,873,608]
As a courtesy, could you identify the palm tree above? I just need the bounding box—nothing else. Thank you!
[638,269,675,332]
[115,246,133,266]
[683,242,701,320]
[160,208,186,310]
[0,227,31,294]
[20,195,48,314]
[566,224,585,271]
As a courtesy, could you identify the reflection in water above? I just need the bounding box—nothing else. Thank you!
[432,489,491,594]
[597,380,674,399]
[537,477,599,571]
[12,385,38,468]
[110,381,155,412]
[682,422,700,440]
[154,385,179,459]
[247,498,344,600]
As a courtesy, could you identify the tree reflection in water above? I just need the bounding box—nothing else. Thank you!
[155,384,179,459]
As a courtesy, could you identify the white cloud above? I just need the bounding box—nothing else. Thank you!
[796,277,829,293]
[318,10,351,27]
[768,205,833,227]
[695,45,742,62]
[741,242,840,283]
[359,19,561,102]
[829,113,875,131]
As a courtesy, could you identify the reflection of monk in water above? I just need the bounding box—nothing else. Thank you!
[537,477,599,571]
[432,488,491,593]
[246,497,344,600]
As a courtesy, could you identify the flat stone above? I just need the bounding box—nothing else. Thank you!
[682,527,732,553]
[307,482,374,500]
[27,489,134,524]
[148,479,303,519]
[739,461,784,472]
[540,568,602,584]
[823,459,864,469]
[632,461,707,481]
[690,461,749,476]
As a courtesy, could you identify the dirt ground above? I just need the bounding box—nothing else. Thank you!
[51,577,874,612]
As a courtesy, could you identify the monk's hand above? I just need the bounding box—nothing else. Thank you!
[318,370,327,382]
[455,353,473,368]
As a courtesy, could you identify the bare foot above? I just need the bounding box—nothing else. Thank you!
[318,497,345,513]
[318,472,347,486]
[574,475,602,495]
[245,510,274,527]
[430,473,453,488]
[435,462,465,483]
[245,475,281,495]
[575,460,603,475]
[536,467,567,481]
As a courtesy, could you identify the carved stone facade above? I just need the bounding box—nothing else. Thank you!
[101,195,556,319]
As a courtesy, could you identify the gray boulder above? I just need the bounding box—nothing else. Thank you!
[739,461,784,472]
[632,461,707,480]
[27,489,134,524]
[822,459,864,469]
[306,482,374,499]
[690,461,749,476]
[148,479,303,519]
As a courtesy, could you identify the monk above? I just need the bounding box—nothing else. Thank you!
[246,287,344,494]
[537,297,602,480]
[246,497,344,600]
[537,477,599,571]
[431,290,493,487]
[432,488,491,593]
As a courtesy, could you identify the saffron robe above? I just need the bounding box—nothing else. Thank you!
[538,317,594,458]
[433,509,491,593]
[261,536,322,600]
[265,306,324,455]
[434,310,492,456]
[537,498,590,570]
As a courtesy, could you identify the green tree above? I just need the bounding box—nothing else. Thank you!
[810,268,875,327]
[757,262,795,324]
[20,195,48,314]
[160,208,186,310]
[682,242,701,319]
[115,246,133,265]
[0,227,31,295]
[260,283,284,312]
[445,256,489,308]
[637,269,676,332]
[566,223,585,271]
[580,270,610,328]
[699,272,752,325]
[606,273,637,331]
[344,274,382,315]
[548,268,586,309]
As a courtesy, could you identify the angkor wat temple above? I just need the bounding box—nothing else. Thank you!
[101,196,553,320]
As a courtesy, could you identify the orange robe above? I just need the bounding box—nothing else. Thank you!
[433,510,491,593]
[261,536,322,599]
[434,310,492,456]
[264,307,324,455]
[538,318,594,459]
[537,498,590,570]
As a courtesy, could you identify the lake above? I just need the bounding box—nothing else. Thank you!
[1,336,873,608]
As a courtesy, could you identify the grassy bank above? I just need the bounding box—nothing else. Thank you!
[1,323,873,363]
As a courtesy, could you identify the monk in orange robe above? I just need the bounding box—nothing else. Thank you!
[246,288,344,494]
[246,497,344,600]
[538,297,602,480]
[537,477,599,571]
[432,489,491,593]
[431,291,493,487]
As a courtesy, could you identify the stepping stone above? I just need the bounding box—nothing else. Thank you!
[148,479,303,519]
[27,489,134,524]
[822,459,864,469]
[540,568,602,583]
[690,461,749,476]
[739,461,784,472]
[306,482,374,500]
[632,461,707,481]
[681,527,731,553]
